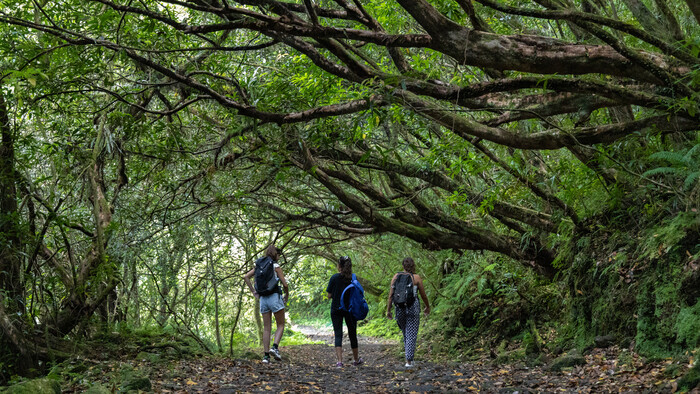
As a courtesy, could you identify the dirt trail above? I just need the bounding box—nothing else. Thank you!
[148,325,676,393]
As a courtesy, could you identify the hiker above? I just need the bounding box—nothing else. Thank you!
[243,245,289,364]
[326,255,363,367]
[386,257,430,368]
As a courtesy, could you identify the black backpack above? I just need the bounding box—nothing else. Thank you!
[254,256,279,296]
[392,273,415,308]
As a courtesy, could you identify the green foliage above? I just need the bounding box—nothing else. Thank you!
[0,378,61,394]
[0,0,699,379]
[563,204,700,359]
[678,361,700,392]
[643,144,700,192]
[676,302,700,349]
[280,328,324,346]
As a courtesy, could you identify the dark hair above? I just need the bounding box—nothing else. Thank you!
[265,244,279,261]
[338,255,352,279]
[402,257,416,274]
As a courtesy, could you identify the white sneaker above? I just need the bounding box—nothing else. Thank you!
[270,347,281,360]
[405,361,414,368]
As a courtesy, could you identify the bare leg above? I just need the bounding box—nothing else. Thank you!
[335,346,343,363]
[262,311,272,352]
[352,347,359,362]
[272,308,285,346]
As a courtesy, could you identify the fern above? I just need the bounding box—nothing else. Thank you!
[649,151,689,166]
[643,167,680,177]
[646,145,700,191]
[684,171,700,191]
[684,144,700,161]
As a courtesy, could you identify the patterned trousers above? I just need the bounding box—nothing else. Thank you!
[395,299,420,362]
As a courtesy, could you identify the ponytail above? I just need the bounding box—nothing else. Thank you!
[265,244,279,261]
[339,255,352,279]
[402,257,416,274]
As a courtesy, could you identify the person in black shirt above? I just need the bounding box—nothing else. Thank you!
[326,256,363,367]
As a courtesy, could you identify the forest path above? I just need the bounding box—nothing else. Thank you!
[147,325,676,393]
[152,325,472,393]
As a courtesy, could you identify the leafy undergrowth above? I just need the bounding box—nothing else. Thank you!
[19,328,696,393]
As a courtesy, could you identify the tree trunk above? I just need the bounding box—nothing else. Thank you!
[229,283,246,357]
[0,90,39,376]
[254,298,263,345]
[0,295,37,375]
[207,218,222,352]
[687,0,700,25]
[620,0,666,39]
[49,129,116,336]
[0,91,23,313]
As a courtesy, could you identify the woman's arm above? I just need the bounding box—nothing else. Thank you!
[415,275,431,315]
[275,267,289,303]
[386,274,397,319]
[243,269,258,299]
[326,275,335,299]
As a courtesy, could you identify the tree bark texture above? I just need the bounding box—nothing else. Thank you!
[0,91,23,312]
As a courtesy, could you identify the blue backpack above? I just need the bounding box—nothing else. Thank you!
[339,274,369,320]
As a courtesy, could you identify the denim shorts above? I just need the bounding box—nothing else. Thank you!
[260,292,285,314]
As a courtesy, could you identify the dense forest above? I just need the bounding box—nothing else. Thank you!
[1,0,699,391]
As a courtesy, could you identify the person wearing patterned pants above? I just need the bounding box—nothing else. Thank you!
[395,299,421,362]
[386,257,431,367]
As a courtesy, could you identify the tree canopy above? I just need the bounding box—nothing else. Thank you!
[1,0,699,380]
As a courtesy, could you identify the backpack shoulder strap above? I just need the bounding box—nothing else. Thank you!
[340,281,353,310]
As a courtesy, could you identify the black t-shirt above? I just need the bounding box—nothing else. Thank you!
[326,273,352,313]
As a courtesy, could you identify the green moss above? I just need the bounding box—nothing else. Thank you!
[663,363,683,378]
[678,361,700,391]
[549,351,585,372]
[119,376,151,392]
[494,349,526,365]
[676,302,700,348]
[84,384,111,394]
[560,209,700,359]
[2,378,61,394]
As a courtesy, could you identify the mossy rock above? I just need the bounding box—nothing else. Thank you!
[119,376,151,392]
[494,349,526,365]
[549,351,585,372]
[241,350,261,360]
[526,353,548,367]
[678,361,700,391]
[594,335,615,348]
[136,352,161,363]
[3,378,61,394]
[85,383,111,394]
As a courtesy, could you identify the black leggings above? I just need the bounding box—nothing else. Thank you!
[331,310,358,349]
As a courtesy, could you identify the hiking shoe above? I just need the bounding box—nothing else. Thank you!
[353,358,364,366]
[270,347,281,360]
[335,362,344,368]
[262,355,270,364]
